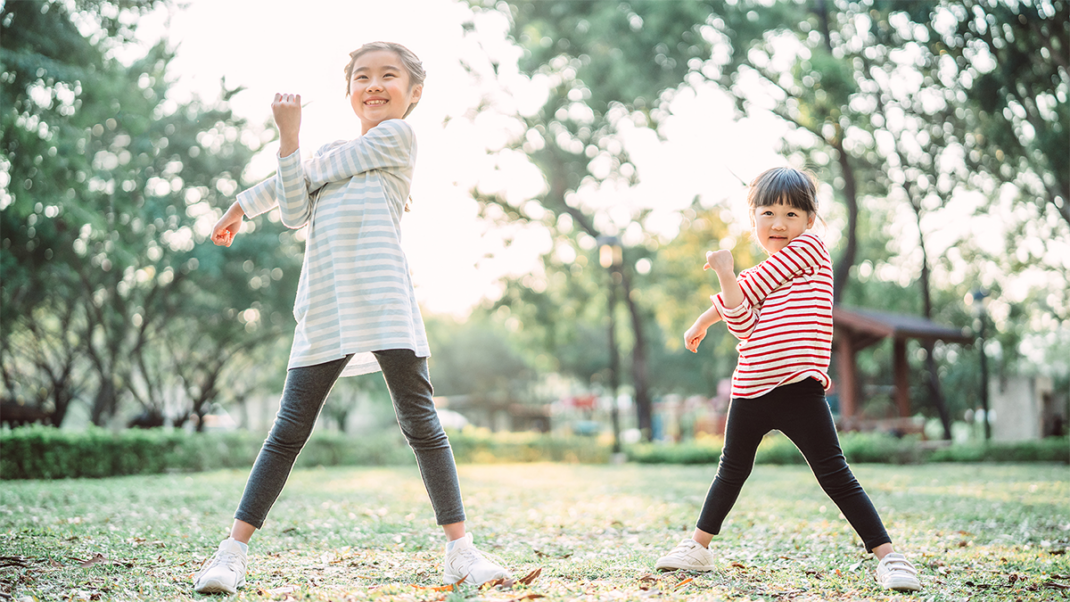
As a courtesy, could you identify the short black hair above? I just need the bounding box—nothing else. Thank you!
[748,167,818,214]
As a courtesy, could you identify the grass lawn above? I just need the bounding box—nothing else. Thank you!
[1,462,1067,601]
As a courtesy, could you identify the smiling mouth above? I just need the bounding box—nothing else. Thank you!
[365,99,388,106]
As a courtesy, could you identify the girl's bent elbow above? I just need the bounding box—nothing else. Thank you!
[280,214,309,229]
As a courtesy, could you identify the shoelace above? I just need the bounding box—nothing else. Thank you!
[197,551,244,578]
[455,546,507,573]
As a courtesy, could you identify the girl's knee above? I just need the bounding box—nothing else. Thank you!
[402,426,450,452]
[715,455,755,484]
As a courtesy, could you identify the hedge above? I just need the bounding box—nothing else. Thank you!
[0,425,607,479]
[626,432,1069,466]
[3,427,1065,480]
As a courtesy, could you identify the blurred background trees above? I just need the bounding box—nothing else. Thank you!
[458,0,1067,438]
[1,0,302,429]
[2,0,1066,440]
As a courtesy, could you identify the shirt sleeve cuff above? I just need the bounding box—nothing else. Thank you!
[711,293,749,319]
[236,178,277,218]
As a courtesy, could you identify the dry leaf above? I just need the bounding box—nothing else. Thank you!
[531,549,571,559]
[674,578,693,590]
[73,554,132,569]
[411,583,456,591]
[729,562,747,569]
[638,573,659,583]
[519,568,542,585]
[480,577,516,590]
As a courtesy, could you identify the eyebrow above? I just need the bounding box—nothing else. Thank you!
[352,65,402,74]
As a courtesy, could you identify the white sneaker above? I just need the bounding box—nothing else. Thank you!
[443,534,510,586]
[655,539,716,571]
[193,538,247,594]
[876,552,921,592]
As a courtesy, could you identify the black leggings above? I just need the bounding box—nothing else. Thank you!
[696,378,892,552]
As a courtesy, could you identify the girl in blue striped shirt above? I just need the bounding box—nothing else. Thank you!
[196,42,508,594]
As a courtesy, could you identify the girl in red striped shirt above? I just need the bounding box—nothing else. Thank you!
[654,167,921,593]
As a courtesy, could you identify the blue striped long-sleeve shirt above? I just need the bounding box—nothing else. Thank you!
[237,118,428,377]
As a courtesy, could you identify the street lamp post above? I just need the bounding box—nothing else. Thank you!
[598,235,623,455]
[970,289,991,441]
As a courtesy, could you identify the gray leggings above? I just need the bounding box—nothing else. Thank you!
[234,349,465,529]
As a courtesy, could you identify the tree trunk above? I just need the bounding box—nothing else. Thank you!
[618,269,652,440]
[911,200,954,440]
[831,136,859,301]
[90,376,117,427]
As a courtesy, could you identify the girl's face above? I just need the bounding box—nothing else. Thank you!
[349,50,422,134]
[753,201,815,255]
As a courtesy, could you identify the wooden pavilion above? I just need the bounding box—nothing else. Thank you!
[832,306,972,427]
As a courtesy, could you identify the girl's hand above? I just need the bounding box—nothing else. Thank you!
[684,323,707,353]
[704,249,734,275]
[271,93,301,155]
[211,202,245,247]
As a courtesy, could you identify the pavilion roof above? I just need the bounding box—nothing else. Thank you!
[833,306,972,350]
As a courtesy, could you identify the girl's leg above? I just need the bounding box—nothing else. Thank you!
[695,396,770,539]
[373,349,466,529]
[774,379,892,553]
[233,356,353,533]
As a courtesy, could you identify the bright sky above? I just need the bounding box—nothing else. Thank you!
[131,0,793,316]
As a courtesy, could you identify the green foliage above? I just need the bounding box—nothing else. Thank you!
[0,426,413,479]
[1,0,302,427]
[928,437,1070,464]
[447,427,609,464]
[626,432,1068,466]
[0,425,620,479]
[424,311,536,399]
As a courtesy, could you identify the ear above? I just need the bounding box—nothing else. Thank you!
[408,83,423,104]
[807,212,816,229]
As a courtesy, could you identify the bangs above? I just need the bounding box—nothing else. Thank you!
[749,168,817,213]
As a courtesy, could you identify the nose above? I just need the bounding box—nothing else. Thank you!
[366,78,384,93]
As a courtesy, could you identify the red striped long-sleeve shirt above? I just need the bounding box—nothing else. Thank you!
[711,233,834,399]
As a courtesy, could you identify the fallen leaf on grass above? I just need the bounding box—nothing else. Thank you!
[72,554,132,569]
[728,562,747,570]
[674,578,693,590]
[518,568,542,586]
[411,584,455,592]
[481,577,517,590]
[0,557,29,569]
[1045,580,1070,590]
[532,549,571,559]
[637,574,659,583]
[257,585,297,596]
[505,594,544,602]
